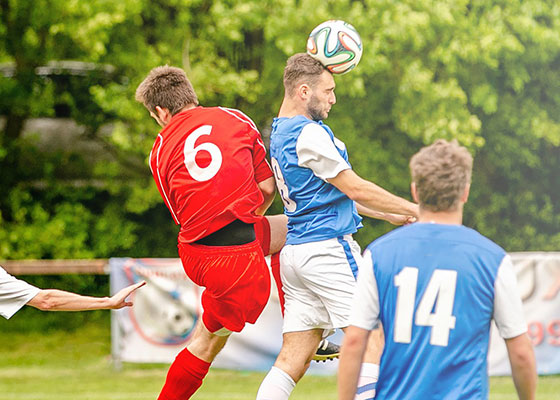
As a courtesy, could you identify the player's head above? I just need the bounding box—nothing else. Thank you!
[409,139,473,212]
[283,53,335,121]
[135,65,199,127]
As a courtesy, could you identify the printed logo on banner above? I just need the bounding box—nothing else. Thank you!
[123,259,201,346]
[489,254,560,375]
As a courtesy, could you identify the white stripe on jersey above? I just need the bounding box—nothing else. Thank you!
[154,134,180,225]
[218,106,271,172]
[219,106,259,132]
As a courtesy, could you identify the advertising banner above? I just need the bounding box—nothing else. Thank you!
[110,257,340,373]
[488,252,560,375]
[111,253,560,375]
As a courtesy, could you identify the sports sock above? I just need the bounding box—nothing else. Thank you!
[256,366,296,400]
[354,363,379,400]
[158,348,211,400]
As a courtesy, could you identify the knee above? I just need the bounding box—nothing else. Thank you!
[275,353,311,383]
[187,327,229,362]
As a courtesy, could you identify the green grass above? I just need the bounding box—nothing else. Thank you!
[0,323,558,399]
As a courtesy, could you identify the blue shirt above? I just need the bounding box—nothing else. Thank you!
[269,115,362,245]
[353,223,525,399]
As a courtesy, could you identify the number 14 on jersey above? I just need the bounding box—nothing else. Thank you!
[394,267,458,347]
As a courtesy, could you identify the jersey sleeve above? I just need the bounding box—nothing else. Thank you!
[0,267,40,319]
[493,255,528,339]
[349,250,381,330]
[295,123,350,181]
[252,134,274,183]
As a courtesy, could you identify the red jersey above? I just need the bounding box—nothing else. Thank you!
[149,106,273,244]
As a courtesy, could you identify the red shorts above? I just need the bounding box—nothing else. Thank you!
[178,239,270,333]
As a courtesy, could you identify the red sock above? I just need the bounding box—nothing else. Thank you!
[158,348,211,400]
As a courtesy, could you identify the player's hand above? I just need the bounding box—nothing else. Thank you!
[383,213,416,226]
[108,281,146,309]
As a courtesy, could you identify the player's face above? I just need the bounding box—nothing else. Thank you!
[307,71,336,121]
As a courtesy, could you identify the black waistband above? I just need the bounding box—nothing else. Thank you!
[194,219,256,246]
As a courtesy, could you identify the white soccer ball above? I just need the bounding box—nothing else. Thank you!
[161,302,195,337]
[306,20,363,75]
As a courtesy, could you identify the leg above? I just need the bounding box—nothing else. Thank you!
[256,329,323,399]
[265,214,288,255]
[158,320,230,400]
[172,240,270,399]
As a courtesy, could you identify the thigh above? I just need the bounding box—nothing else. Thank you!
[282,237,364,330]
[266,214,288,255]
[179,241,270,332]
[254,214,288,256]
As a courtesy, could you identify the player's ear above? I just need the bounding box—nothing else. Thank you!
[155,106,172,126]
[461,183,471,203]
[298,84,311,100]
[411,182,419,203]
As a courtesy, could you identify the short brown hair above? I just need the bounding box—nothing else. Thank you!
[135,65,198,115]
[409,139,473,212]
[283,53,328,96]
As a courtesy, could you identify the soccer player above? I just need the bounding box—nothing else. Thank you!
[0,265,144,319]
[136,65,287,400]
[338,139,537,400]
[256,53,418,400]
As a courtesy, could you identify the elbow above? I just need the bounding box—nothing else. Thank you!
[33,291,56,311]
[510,347,536,369]
[344,186,367,203]
[258,179,276,202]
[507,334,537,373]
[262,185,276,202]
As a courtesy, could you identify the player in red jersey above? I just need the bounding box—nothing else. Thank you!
[136,65,283,400]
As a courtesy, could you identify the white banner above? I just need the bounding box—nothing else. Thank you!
[488,252,560,375]
[111,253,560,375]
[110,257,340,373]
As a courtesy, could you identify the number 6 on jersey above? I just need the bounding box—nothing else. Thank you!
[184,125,223,182]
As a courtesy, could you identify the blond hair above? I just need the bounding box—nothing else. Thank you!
[135,65,198,115]
[283,53,328,96]
[410,139,473,212]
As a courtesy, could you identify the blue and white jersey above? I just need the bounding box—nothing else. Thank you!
[269,115,362,245]
[351,223,527,400]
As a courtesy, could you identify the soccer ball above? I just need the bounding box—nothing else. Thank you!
[306,20,363,75]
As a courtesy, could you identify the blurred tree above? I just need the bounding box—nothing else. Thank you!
[0,0,559,264]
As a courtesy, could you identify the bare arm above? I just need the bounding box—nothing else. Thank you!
[355,203,416,225]
[338,325,370,400]
[505,333,537,400]
[27,281,146,311]
[255,176,276,216]
[329,169,418,218]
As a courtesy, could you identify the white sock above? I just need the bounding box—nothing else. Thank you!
[256,366,296,400]
[354,363,379,400]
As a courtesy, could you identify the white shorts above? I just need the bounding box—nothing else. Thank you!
[280,235,365,334]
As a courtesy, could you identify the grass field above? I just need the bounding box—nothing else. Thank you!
[0,322,558,400]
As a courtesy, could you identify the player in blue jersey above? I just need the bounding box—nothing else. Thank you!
[256,53,418,400]
[338,139,537,400]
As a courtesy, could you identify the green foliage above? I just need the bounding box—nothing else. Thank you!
[0,0,559,267]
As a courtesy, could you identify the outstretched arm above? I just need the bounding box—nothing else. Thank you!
[329,169,419,218]
[27,281,146,311]
[355,203,416,225]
